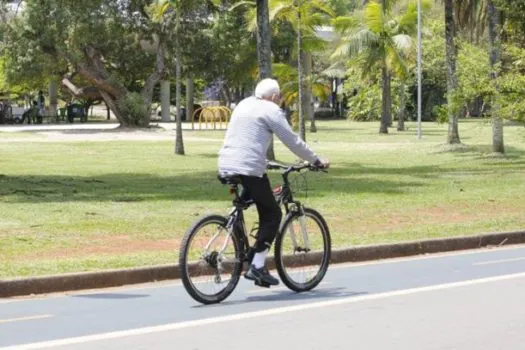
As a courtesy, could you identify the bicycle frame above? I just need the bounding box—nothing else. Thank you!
[221,161,324,258]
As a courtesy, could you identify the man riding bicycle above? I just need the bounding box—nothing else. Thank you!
[218,78,329,287]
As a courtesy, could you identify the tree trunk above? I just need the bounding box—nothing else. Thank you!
[300,49,310,136]
[256,0,272,80]
[48,80,58,119]
[73,65,127,125]
[73,42,165,128]
[61,75,125,124]
[397,81,406,131]
[142,41,166,112]
[186,76,194,123]
[444,0,461,144]
[99,90,123,123]
[234,85,241,103]
[174,8,184,155]
[221,84,232,107]
[380,64,390,134]
[304,52,316,133]
[488,1,504,154]
[78,47,127,100]
[256,0,275,160]
[297,11,306,141]
[161,80,171,122]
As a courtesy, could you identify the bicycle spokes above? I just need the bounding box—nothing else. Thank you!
[203,224,232,254]
[279,213,326,285]
[185,221,239,297]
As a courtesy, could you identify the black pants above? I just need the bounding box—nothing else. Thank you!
[240,174,282,253]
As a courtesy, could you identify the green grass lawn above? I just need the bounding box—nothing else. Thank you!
[1,119,525,279]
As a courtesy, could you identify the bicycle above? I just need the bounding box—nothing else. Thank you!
[179,161,331,305]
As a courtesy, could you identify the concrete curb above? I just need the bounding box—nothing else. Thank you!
[1,230,524,298]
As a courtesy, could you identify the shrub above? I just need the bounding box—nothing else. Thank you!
[118,92,149,126]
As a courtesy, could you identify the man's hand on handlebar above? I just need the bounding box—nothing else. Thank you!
[314,158,330,169]
[265,159,330,172]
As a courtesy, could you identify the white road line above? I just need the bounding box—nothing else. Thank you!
[473,257,525,266]
[4,271,525,350]
[0,315,53,324]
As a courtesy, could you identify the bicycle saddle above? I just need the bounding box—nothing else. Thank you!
[217,174,242,185]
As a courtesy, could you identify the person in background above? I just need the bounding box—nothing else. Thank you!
[37,90,45,124]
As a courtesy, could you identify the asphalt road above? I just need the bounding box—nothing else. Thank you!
[2,245,525,350]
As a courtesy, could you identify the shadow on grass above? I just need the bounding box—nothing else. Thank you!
[0,165,428,204]
[395,129,447,136]
[432,144,525,160]
[325,159,525,187]
[331,163,442,178]
[3,151,525,204]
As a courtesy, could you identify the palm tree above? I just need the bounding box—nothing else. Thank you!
[174,4,185,155]
[276,0,334,140]
[273,62,331,127]
[245,0,334,140]
[455,0,504,154]
[256,0,273,79]
[256,0,276,160]
[155,0,193,155]
[332,0,419,134]
[228,0,276,158]
[278,1,334,137]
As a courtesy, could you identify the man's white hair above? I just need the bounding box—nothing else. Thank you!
[254,78,280,98]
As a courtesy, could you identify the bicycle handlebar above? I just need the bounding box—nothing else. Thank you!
[266,160,327,174]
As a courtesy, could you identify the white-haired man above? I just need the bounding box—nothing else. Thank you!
[218,78,329,287]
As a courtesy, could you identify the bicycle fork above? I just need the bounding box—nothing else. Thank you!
[288,208,311,253]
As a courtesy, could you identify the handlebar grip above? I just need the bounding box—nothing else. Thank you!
[266,164,281,170]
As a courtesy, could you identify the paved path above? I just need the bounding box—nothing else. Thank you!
[0,122,226,143]
[0,122,224,133]
[2,245,525,349]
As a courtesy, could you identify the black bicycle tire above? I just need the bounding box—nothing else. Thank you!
[179,214,243,304]
[274,207,331,292]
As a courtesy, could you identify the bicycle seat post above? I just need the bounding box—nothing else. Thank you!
[230,184,241,206]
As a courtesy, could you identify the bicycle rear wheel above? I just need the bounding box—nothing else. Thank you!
[274,207,331,292]
[179,214,243,304]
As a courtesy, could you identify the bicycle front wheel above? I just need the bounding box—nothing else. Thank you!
[179,214,243,304]
[274,207,331,292]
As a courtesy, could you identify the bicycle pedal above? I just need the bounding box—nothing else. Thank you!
[254,280,271,288]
